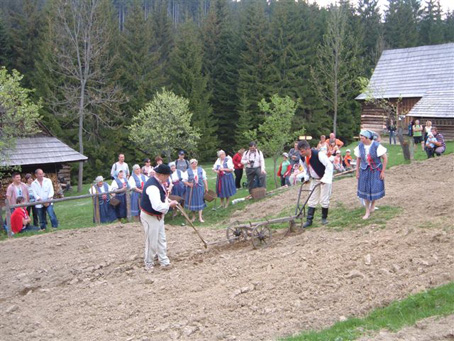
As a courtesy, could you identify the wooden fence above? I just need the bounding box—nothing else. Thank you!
[2,188,133,238]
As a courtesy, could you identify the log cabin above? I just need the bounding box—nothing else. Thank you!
[1,123,87,204]
[356,43,454,140]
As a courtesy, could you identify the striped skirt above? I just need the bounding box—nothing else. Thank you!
[357,168,385,201]
[130,191,141,217]
[184,185,206,211]
[216,173,237,198]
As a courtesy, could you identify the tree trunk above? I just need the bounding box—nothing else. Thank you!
[397,127,411,161]
[77,82,86,193]
[273,158,278,189]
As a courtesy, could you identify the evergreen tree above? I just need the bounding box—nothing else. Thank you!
[168,19,217,160]
[357,0,383,75]
[201,0,240,151]
[384,0,421,48]
[8,0,43,88]
[419,0,444,45]
[445,10,454,42]
[150,0,174,88]
[0,14,11,68]
[236,0,270,134]
[117,0,157,116]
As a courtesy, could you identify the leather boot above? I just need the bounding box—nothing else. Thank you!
[321,207,329,225]
[303,207,316,228]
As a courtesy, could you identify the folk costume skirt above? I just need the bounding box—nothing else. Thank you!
[130,191,141,217]
[357,167,385,201]
[114,193,127,219]
[184,184,206,211]
[96,199,117,223]
[216,173,237,198]
[171,181,186,197]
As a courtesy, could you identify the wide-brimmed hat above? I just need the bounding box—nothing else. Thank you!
[155,164,172,175]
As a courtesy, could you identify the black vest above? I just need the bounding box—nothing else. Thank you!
[307,149,326,178]
[140,177,166,215]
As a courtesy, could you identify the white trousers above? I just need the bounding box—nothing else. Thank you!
[140,211,170,267]
[307,179,332,209]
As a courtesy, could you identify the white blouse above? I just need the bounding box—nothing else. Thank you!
[354,143,387,158]
[111,178,128,190]
[128,174,148,189]
[89,183,112,195]
[212,157,234,171]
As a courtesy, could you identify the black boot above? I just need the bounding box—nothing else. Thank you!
[321,207,329,225]
[303,207,316,228]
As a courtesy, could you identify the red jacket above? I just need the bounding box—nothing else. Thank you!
[232,153,244,170]
[11,208,28,234]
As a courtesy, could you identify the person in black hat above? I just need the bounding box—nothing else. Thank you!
[174,150,190,173]
[140,164,179,271]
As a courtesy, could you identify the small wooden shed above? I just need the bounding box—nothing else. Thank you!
[1,124,87,203]
[356,43,454,139]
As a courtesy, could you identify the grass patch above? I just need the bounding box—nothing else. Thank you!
[284,281,454,341]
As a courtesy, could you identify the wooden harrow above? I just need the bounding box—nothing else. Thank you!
[225,182,321,248]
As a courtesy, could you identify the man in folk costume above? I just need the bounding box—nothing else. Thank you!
[297,140,334,227]
[140,164,179,271]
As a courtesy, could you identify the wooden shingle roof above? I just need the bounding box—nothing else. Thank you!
[407,90,454,118]
[356,43,454,100]
[1,136,88,167]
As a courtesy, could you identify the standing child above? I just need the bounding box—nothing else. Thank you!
[277,153,292,187]
[343,149,353,170]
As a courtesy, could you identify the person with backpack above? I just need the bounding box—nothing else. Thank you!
[110,153,130,179]
[241,141,267,194]
[174,150,190,173]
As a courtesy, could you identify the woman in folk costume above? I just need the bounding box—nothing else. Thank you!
[184,159,208,223]
[111,170,130,221]
[212,150,236,208]
[355,130,388,220]
[89,176,117,223]
[128,164,147,221]
[169,162,186,198]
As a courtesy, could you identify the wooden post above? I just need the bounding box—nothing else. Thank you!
[91,186,101,225]
[126,189,132,222]
[5,200,12,238]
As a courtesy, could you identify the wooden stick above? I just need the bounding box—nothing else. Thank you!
[175,203,208,248]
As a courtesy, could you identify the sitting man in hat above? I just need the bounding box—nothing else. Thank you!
[140,164,179,271]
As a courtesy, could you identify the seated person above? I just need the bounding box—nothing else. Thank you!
[333,151,345,173]
[10,196,40,234]
[343,149,353,170]
[426,126,446,158]
[288,163,306,186]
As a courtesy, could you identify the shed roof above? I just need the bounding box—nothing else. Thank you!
[356,43,454,100]
[1,136,88,167]
[407,90,454,118]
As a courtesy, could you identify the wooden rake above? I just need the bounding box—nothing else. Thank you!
[175,203,208,249]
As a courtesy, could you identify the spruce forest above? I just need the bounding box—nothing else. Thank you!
[1,0,453,182]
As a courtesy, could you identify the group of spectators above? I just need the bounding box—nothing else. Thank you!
[276,133,353,187]
[408,120,446,158]
[6,169,59,235]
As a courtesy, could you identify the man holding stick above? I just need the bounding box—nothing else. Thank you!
[297,140,334,227]
[140,164,179,271]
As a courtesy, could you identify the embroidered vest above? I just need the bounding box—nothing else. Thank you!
[114,178,129,197]
[187,167,204,187]
[132,173,146,189]
[95,182,110,205]
[359,141,382,171]
[140,177,166,215]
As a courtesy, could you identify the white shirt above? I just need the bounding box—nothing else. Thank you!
[145,182,170,214]
[31,178,55,208]
[354,143,387,158]
[212,157,234,171]
[111,178,128,190]
[110,162,130,178]
[300,151,334,184]
[89,183,112,195]
[128,174,148,190]
[241,150,265,172]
